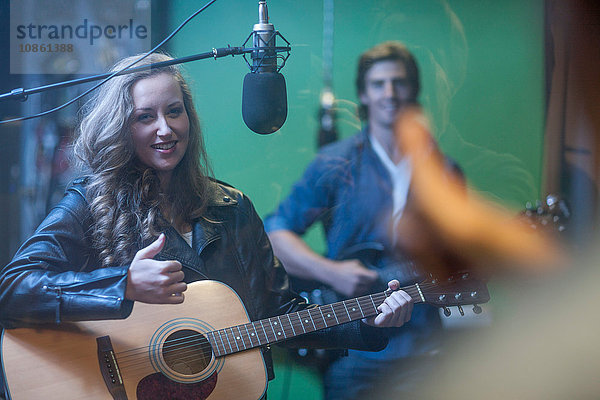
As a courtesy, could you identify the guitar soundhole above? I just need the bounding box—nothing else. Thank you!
[162,329,212,375]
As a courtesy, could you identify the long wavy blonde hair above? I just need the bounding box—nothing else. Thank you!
[74,53,211,267]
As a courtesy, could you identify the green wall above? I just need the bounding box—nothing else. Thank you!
[169,0,544,211]
[168,1,544,398]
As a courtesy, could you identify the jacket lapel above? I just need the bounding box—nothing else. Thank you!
[156,180,238,277]
[156,226,208,277]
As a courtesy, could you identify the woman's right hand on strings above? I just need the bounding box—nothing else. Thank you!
[125,233,187,304]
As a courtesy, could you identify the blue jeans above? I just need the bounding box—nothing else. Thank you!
[324,350,439,400]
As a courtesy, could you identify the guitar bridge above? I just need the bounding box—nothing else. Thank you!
[97,335,128,400]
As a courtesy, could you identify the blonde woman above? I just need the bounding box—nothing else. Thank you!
[1,53,412,398]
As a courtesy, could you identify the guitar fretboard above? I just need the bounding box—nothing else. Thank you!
[206,284,424,357]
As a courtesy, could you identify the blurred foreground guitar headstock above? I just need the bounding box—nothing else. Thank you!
[521,194,570,234]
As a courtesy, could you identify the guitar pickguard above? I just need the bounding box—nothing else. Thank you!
[137,371,218,400]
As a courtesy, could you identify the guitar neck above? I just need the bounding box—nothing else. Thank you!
[206,283,424,357]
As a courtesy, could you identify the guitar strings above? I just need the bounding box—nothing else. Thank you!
[115,291,392,371]
[116,281,463,366]
[118,300,380,366]
[113,282,477,372]
[117,283,456,366]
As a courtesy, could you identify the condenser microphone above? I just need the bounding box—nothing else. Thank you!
[242,1,288,135]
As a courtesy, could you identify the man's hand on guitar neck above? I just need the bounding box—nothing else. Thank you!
[328,259,379,298]
[363,279,414,328]
[267,230,379,297]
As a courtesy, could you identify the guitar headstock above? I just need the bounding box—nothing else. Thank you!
[522,194,570,234]
[418,272,490,315]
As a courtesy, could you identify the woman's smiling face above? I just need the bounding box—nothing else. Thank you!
[130,72,190,187]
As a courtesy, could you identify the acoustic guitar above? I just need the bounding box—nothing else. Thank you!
[1,276,488,400]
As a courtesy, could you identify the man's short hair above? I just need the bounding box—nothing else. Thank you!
[356,41,420,120]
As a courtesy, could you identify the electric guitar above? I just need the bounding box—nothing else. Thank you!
[291,242,420,306]
[289,243,466,366]
[1,276,488,400]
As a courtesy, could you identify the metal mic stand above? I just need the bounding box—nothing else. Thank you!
[0,44,289,103]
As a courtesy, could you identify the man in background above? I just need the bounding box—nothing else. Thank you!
[264,41,452,399]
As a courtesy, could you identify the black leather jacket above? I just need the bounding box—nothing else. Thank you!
[0,178,387,379]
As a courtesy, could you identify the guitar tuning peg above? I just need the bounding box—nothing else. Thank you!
[535,199,542,208]
[472,304,482,314]
[457,305,464,316]
[546,194,558,207]
[428,273,437,285]
[443,307,451,317]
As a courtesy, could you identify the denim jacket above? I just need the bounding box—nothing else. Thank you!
[264,128,443,360]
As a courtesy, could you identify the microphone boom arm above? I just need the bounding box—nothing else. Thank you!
[0,43,289,103]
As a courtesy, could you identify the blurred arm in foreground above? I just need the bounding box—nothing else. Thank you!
[394,107,569,278]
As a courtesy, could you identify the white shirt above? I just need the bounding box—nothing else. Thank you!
[370,135,412,243]
[180,230,193,248]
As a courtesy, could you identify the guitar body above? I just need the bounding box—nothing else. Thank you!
[1,280,267,400]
